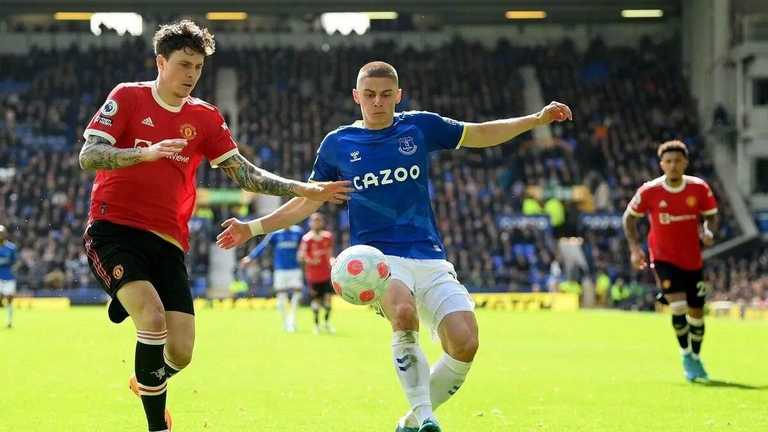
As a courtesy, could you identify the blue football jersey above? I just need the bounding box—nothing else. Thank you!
[309,111,465,259]
[0,241,16,281]
[248,225,303,270]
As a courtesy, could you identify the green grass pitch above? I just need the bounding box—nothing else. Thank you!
[2,307,766,431]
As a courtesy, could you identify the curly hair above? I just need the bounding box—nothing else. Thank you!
[153,19,215,58]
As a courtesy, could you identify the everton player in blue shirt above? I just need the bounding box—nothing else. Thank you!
[0,225,16,329]
[217,61,572,432]
[240,225,304,332]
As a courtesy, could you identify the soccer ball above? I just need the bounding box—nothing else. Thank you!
[331,245,391,305]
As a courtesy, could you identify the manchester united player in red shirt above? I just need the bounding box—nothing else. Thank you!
[297,212,335,334]
[78,20,350,432]
[623,140,718,383]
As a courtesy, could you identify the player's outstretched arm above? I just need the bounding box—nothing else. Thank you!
[622,208,647,270]
[218,153,351,203]
[78,135,188,171]
[216,197,323,249]
[461,101,572,148]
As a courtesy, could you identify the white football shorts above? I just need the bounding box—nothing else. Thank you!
[273,269,303,292]
[0,279,16,296]
[385,255,475,336]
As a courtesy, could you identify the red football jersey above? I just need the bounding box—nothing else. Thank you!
[628,175,718,270]
[300,230,334,283]
[83,81,238,251]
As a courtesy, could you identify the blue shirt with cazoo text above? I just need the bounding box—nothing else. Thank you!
[309,111,465,259]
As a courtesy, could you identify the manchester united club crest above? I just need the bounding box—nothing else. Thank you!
[113,264,124,280]
[686,196,697,208]
[180,123,197,140]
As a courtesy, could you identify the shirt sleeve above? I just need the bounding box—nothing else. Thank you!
[308,134,339,182]
[700,182,718,215]
[83,84,135,145]
[206,108,239,167]
[628,186,648,217]
[248,233,274,259]
[414,111,466,152]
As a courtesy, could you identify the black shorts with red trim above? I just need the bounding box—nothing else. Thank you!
[651,260,706,308]
[83,220,193,323]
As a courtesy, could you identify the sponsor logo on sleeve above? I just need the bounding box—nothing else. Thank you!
[100,99,119,117]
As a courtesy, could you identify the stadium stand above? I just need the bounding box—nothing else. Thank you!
[0,36,760,307]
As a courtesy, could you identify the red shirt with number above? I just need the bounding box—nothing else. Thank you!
[628,175,718,270]
[83,81,239,251]
[300,231,334,283]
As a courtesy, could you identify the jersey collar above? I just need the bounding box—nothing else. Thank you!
[151,81,185,113]
[661,175,687,193]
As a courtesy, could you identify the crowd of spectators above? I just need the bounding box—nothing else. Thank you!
[0,35,763,308]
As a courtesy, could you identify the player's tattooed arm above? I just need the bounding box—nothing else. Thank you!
[78,135,187,171]
[218,153,353,203]
[78,135,145,171]
[219,153,300,197]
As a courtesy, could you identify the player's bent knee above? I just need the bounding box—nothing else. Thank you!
[446,327,479,361]
[669,300,688,315]
[138,306,166,331]
[454,335,479,362]
[391,302,419,329]
[166,343,193,368]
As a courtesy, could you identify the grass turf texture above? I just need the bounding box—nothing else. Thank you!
[1,307,766,431]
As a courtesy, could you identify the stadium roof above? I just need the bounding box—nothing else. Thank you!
[1,0,681,23]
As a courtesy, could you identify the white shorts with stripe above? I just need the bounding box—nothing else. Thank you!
[273,269,303,291]
[385,255,475,336]
[0,280,16,296]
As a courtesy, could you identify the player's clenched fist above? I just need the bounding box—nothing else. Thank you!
[536,101,573,125]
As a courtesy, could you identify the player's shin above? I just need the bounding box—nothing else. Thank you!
[276,291,289,328]
[5,298,12,327]
[687,315,705,355]
[430,353,472,409]
[670,301,690,351]
[289,291,300,328]
[136,329,169,431]
[392,330,433,424]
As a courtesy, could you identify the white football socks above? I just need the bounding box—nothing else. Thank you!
[289,291,300,328]
[403,352,472,427]
[276,292,289,329]
[391,330,433,424]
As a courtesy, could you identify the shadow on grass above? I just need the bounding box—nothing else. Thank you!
[698,379,768,390]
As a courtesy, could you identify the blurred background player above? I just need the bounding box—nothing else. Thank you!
[240,224,304,332]
[78,19,350,432]
[297,212,335,334]
[0,225,17,329]
[623,140,718,382]
[216,61,572,432]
